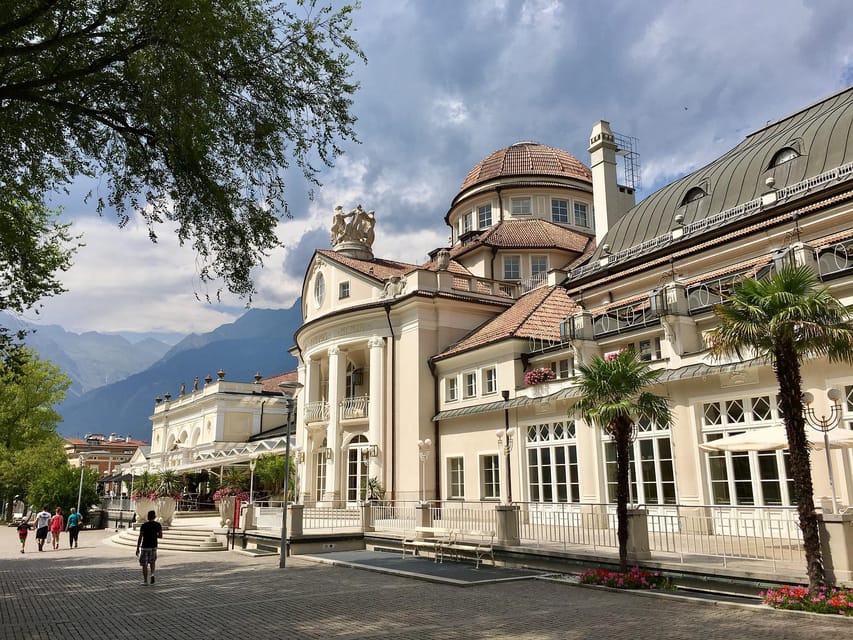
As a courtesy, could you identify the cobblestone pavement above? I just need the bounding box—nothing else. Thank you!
[0,525,849,639]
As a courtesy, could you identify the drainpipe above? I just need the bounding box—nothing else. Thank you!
[497,187,504,223]
[427,358,440,502]
[489,246,498,281]
[383,304,396,499]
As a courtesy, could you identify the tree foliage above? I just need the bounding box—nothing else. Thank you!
[573,349,672,571]
[28,464,100,518]
[0,345,71,517]
[0,0,365,303]
[707,264,853,590]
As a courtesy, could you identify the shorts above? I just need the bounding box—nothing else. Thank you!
[138,548,158,566]
[36,526,48,540]
[18,531,28,542]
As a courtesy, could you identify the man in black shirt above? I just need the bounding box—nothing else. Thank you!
[136,510,163,585]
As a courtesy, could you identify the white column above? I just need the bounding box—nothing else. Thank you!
[367,336,385,480]
[323,345,345,504]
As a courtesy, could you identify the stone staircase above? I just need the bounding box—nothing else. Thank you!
[111,526,226,552]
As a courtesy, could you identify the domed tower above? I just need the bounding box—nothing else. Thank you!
[442,142,594,284]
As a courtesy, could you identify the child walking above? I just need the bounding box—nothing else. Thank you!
[16,520,30,554]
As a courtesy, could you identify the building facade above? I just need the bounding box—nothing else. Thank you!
[291,88,853,519]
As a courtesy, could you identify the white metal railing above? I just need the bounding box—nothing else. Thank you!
[517,502,618,551]
[369,503,418,532]
[431,501,498,532]
[305,400,330,422]
[646,504,804,568]
[101,497,133,511]
[340,395,369,419]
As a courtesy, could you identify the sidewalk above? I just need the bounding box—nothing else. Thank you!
[0,524,849,639]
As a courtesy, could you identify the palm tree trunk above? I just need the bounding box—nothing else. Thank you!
[774,339,825,590]
[613,418,631,572]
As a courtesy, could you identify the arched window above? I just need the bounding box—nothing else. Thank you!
[314,272,325,307]
[680,187,706,206]
[769,147,799,168]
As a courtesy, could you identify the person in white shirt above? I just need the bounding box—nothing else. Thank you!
[34,508,51,551]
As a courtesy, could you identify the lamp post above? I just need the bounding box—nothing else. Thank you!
[77,450,110,514]
[248,458,257,504]
[417,438,432,503]
[802,388,844,513]
[496,390,513,504]
[278,380,304,568]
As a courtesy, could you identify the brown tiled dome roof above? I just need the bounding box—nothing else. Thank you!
[460,142,592,193]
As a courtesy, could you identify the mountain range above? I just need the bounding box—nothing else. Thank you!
[3,303,303,441]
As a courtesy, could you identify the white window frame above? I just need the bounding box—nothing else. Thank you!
[314,272,325,307]
[503,255,521,280]
[480,454,500,500]
[603,417,677,506]
[483,367,497,395]
[531,255,548,278]
[463,371,477,398]
[339,281,350,299]
[445,376,458,402]
[511,197,531,216]
[551,199,569,223]
[574,201,589,227]
[448,457,465,499]
[526,420,580,503]
[478,204,492,228]
[461,212,473,234]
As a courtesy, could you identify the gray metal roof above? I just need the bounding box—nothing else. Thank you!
[576,85,853,274]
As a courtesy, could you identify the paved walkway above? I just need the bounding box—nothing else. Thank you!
[0,525,849,639]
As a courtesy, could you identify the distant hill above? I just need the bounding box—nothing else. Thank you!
[0,313,172,400]
[56,303,304,440]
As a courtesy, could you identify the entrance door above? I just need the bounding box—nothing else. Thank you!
[346,435,369,505]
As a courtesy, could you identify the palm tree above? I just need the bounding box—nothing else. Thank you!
[707,263,853,591]
[574,349,672,571]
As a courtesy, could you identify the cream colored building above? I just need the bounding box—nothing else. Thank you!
[293,88,853,520]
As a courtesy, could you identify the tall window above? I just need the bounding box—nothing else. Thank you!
[314,272,325,306]
[702,394,793,506]
[446,377,458,402]
[461,212,473,234]
[511,197,531,215]
[463,372,477,398]
[315,438,328,501]
[483,367,497,395]
[527,421,579,503]
[481,454,500,499]
[574,202,589,227]
[346,435,369,503]
[551,199,569,223]
[531,255,548,279]
[503,255,521,280]
[603,416,676,505]
[448,457,465,499]
[478,204,492,228]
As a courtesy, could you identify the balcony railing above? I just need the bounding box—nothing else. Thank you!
[592,299,659,338]
[815,240,853,280]
[304,400,330,423]
[340,395,369,419]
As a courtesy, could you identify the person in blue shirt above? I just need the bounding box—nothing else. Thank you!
[66,507,82,548]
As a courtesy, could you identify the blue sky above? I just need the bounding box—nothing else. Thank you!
[13,0,853,336]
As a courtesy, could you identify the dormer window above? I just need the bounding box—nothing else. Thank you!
[769,147,799,168]
[681,187,706,206]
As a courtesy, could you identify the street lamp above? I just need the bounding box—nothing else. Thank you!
[278,380,304,568]
[496,389,513,504]
[77,450,110,514]
[248,458,257,504]
[802,388,844,513]
[417,438,432,503]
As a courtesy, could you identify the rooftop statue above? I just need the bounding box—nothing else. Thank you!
[331,204,376,248]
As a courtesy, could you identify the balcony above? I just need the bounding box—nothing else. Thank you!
[305,400,330,423]
[340,395,369,419]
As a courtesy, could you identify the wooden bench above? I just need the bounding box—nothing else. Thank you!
[444,530,495,569]
[401,527,455,562]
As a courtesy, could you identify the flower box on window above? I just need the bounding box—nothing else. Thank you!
[524,367,556,385]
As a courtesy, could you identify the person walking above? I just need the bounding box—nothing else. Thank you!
[16,519,31,554]
[65,507,82,548]
[34,507,51,551]
[49,507,63,550]
[136,510,163,585]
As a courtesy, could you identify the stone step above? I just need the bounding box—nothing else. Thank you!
[111,527,226,552]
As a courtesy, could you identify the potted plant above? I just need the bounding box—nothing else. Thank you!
[214,468,249,527]
[156,470,183,526]
[524,367,556,385]
[131,471,159,523]
[366,477,385,503]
